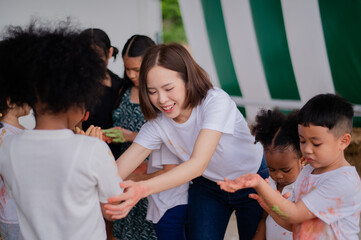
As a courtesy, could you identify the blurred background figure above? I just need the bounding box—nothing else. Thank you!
[79,28,123,240]
[80,28,122,132]
[112,35,157,240]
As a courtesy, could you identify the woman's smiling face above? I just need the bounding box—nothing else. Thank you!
[146,66,192,123]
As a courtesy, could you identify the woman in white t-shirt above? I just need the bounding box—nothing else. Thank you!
[105,43,269,240]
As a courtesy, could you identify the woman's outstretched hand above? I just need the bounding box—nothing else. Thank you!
[217,173,261,193]
[104,180,149,219]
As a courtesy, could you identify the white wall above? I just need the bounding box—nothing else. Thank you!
[0,0,162,129]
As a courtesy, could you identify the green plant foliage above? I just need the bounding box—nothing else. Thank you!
[162,0,187,44]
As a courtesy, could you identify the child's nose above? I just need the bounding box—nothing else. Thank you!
[128,70,136,79]
[303,143,312,154]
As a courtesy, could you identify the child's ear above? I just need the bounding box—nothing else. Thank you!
[81,111,90,122]
[108,47,114,60]
[6,98,16,109]
[299,156,307,167]
[339,133,351,151]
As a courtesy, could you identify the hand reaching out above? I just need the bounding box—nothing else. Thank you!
[73,126,85,135]
[103,126,136,143]
[105,180,149,220]
[74,125,113,143]
[85,125,103,140]
[217,173,262,192]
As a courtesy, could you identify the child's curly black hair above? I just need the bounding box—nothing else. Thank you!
[251,109,301,158]
[0,20,106,116]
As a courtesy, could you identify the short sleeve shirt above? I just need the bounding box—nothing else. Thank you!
[293,164,361,240]
[135,87,263,182]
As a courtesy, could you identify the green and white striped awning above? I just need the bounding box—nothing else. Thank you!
[179,0,361,125]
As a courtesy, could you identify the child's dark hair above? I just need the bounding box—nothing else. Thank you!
[80,28,119,60]
[122,34,155,58]
[252,109,302,158]
[0,20,106,115]
[298,94,353,136]
[116,35,155,106]
[0,24,38,117]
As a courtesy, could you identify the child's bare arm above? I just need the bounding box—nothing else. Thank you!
[101,202,113,221]
[218,173,315,224]
[249,193,293,231]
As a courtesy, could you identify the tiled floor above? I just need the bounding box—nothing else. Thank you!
[224,213,238,240]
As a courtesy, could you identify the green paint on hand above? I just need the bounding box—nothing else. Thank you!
[102,129,125,143]
[271,205,287,217]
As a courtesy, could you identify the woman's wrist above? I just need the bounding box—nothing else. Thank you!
[130,131,137,142]
[138,180,152,198]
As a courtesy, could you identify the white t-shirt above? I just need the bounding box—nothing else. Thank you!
[135,87,263,182]
[146,145,189,223]
[293,164,361,240]
[266,177,294,240]
[0,122,23,224]
[0,129,123,240]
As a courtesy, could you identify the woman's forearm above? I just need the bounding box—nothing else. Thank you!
[138,129,221,197]
[116,143,152,179]
[126,164,178,182]
[138,157,206,197]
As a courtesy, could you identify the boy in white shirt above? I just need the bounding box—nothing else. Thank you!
[219,93,361,240]
[0,22,123,240]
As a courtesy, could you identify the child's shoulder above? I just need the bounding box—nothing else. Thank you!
[74,132,108,148]
[0,122,24,136]
[298,165,360,189]
[303,164,360,191]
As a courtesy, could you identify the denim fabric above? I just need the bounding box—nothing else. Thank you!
[188,157,269,240]
[0,222,20,240]
[154,204,188,240]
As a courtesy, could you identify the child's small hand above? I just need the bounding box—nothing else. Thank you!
[249,193,270,213]
[73,126,85,135]
[217,173,261,192]
[85,125,103,140]
[102,134,113,143]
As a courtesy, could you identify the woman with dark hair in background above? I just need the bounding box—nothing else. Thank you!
[111,35,155,159]
[79,28,123,240]
[80,28,122,132]
[111,35,157,240]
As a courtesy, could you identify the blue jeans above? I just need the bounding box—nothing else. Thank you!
[0,222,20,240]
[188,157,269,240]
[154,204,188,240]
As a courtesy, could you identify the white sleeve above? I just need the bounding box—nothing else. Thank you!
[200,89,237,134]
[90,140,123,203]
[0,138,13,198]
[149,144,181,169]
[301,170,361,224]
